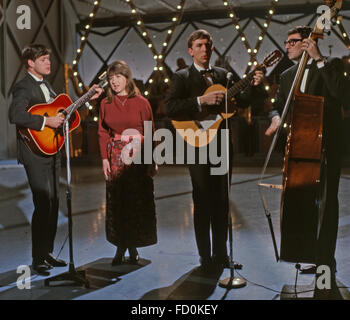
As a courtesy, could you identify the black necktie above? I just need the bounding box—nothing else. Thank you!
[200,69,214,75]
[200,69,214,87]
[37,80,49,88]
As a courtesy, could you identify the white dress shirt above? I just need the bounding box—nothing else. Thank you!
[28,72,50,130]
[193,63,222,130]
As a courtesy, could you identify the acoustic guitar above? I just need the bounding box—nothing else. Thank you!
[171,50,282,147]
[19,73,108,156]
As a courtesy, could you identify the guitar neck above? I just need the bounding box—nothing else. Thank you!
[226,63,267,100]
[65,88,97,115]
[227,73,254,100]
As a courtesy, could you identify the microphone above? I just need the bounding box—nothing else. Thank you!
[226,72,233,82]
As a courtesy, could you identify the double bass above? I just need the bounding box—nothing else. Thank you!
[279,0,343,263]
[258,0,343,263]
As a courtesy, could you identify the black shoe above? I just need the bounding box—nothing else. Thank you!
[32,263,51,276]
[198,256,213,273]
[300,264,317,274]
[112,247,127,266]
[45,253,67,267]
[213,255,243,270]
[111,255,125,266]
[44,261,54,270]
[128,247,139,264]
[128,255,139,264]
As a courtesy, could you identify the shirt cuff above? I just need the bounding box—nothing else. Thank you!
[40,116,46,131]
[196,97,202,112]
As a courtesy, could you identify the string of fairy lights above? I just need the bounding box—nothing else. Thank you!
[221,0,280,77]
[336,16,350,49]
[67,0,349,119]
[124,0,186,97]
[70,0,102,97]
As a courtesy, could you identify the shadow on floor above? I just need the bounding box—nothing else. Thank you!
[140,266,223,300]
[280,278,350,300]
[0,257,150,300]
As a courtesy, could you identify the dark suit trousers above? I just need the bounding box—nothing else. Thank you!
[316,150,341,271]
[188,133,233,260]
[22,148,60,263]
[188,164,230,259]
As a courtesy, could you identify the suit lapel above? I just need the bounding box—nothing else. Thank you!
[25,73,47,103]
[211,67,220,84]
[304,62,319,95]
[189,64,208,94]
[43,80,57,98]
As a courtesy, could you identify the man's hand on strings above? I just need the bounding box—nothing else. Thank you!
[301,38,323,61]
[199,90,225,106]
[45,114,65,129]
[90,84,104,100]
[251,70,265,86]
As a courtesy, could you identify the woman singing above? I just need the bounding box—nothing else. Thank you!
[98,60,157,265]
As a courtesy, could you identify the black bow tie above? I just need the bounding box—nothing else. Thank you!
[200,69,214,75]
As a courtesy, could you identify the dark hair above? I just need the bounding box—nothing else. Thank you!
[22,44,51,69]
[187,29,213,49]
[288,26,312,39]
[106,60,140,103]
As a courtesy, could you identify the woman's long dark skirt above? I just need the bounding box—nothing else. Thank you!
[105,164,157,248]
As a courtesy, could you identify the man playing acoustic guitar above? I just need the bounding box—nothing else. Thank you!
[165,30,265,273]
[9,44,102,275]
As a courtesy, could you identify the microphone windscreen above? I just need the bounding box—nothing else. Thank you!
[226,72,233,80]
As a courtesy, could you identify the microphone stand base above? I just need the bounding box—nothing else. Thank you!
[218,276,247,289]
[44,267,90,288]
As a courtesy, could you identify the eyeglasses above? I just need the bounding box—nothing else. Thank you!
[284,38,303,46]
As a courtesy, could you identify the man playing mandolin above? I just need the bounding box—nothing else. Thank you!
[265,25,346,296]
[8,44,103,275]
[165,29,265,273]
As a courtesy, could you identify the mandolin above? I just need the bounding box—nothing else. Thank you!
[171,50,282,147]
[19,73,108,156]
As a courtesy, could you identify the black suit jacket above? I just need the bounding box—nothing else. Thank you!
[269,57,345,159]
[165,64,263,120]
[9,73,57,163]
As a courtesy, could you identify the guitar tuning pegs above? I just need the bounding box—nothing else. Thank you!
[98,71,107,80]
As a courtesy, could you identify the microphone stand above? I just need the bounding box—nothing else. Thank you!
[219,74,246,289]
[45,112,90,288]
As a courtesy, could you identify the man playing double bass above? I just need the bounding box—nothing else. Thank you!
[266,26,346,293]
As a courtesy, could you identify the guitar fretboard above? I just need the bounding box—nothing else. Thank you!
[227,70,257,101]
[65,88,97,115]
[64,76,107,116]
